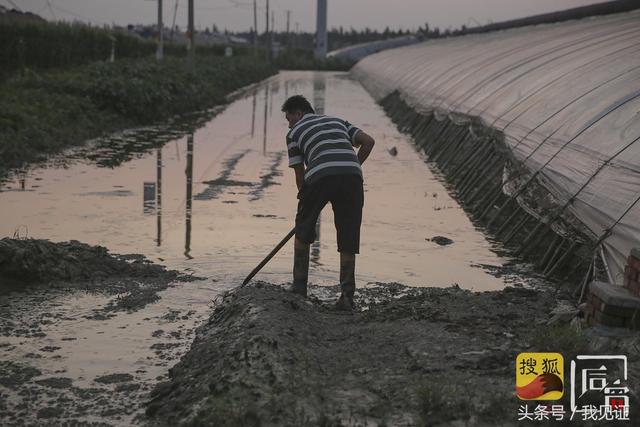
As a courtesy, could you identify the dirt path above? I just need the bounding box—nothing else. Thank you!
[145,282,612,426]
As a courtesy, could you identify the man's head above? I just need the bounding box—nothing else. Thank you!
[282,95,315,128]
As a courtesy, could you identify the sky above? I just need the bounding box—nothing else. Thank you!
[11,0,608,32]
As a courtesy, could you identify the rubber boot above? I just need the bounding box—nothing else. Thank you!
[289,238,309,297]
[336,252,356,310]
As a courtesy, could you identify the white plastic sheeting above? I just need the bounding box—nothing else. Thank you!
[327,36,418,63]
[353,10,640,285]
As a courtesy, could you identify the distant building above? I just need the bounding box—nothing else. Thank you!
[124,23,250,46]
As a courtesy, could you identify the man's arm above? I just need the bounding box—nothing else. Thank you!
[293,163,305,191]
[353,131,375,165]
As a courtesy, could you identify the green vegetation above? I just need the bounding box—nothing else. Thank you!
[0,20,253,79]
[0,19,350,177]
[0,56,276,175]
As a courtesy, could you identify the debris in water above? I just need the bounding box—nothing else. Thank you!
[428,236,454,246]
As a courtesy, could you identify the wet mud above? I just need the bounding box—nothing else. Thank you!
[144,281,638,427]
[0,238,197,314]
[0,239,211,426]
[1,356,150,426]
[4,72,637,426]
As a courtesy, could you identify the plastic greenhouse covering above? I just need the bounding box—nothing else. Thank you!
[353,10,640,286]
[327,36,418,63]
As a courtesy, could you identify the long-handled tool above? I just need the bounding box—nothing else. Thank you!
[242,227,295,286]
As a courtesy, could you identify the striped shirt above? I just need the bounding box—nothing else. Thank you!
[286,114,363,184]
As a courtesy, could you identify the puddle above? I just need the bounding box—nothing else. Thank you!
[0,71,516,290]
[0,71,534,425]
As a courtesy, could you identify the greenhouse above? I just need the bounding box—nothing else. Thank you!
[353,9,640,291]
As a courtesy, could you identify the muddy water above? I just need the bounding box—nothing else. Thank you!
[1,71,511,289]
[0,71,525,425]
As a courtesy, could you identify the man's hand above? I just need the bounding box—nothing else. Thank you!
[353,131,375,165]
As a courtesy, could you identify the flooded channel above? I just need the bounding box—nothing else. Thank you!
[0,71,529,425]
[1,71,513,289]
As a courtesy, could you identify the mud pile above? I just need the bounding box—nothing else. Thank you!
[0,238,195,314]
[0,238,167,284]
[146,282,581,426]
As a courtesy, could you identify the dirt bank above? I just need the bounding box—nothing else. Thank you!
[0,238,198,316]
[145,281,640,426]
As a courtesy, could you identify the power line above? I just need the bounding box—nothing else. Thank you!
[46,1,108,25]
[46,0,56,20]
[4,0,21,11]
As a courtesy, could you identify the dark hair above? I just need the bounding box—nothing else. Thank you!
[281,95,315,115]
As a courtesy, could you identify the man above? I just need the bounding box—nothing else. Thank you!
[282,95,375,310]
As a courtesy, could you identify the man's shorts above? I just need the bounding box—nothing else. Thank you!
[295,174,364,254]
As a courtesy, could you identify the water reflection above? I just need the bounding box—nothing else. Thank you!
[313,73,326,116]
[143,182,156,214]
[0,71,514,291]
[156,148,162,247]
[311,73,327,266]
[185,133,194,259]
[79,113,213,170]
[194,150,253,201]
[269,80,278,117]
[263,85,269,156]
[18,170,26,191]
[251,90,257,138]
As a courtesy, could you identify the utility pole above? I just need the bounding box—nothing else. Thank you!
[271,11,275,57]
[315,0,327,61]
[170,0,179,41]
[156,0,164,60]
[187,0,195,71]
[286,10,291,33]
[253,0,258,55]
[285,10,291,50]
[265,0,270,61]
